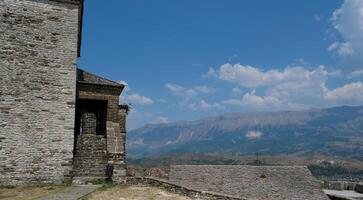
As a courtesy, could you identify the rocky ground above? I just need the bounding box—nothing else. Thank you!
[0,185,191,200]
[83,185,192,200]
[0,185,69,200]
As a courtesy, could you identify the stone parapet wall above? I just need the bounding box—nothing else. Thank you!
[126,177,245,200]
[323,181,360,191]
[170,165,329,200]
[322,181,363,194]
[0,0,79,185]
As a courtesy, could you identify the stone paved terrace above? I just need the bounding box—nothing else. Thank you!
[169,165,329,200]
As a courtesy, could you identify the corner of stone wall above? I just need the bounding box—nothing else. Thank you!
[106,120,127,183]
[0,0,79,185]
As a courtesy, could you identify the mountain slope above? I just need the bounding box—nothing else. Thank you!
[127,106,363,160]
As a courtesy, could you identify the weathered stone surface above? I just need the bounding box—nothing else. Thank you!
[126,177,245,200]
[50,0,82,5]
[356,183,363,194]
[324,189,363,200]
[107,121,124,154]
[169,165,329,200]
[119,108,127,133]
[72,134,108,181]
[0,0,80,185]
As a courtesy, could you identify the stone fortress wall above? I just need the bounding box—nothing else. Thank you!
[0,0,81,185]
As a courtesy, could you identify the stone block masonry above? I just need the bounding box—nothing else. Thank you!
[0,0,81,185]
[72,134,108,183]
[356,183,363,194]
[74,75,127,183]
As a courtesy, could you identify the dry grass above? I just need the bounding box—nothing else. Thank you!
[84,185,193,200]
[0,185,70,200]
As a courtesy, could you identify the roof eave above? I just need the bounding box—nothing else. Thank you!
[77,81,125,90]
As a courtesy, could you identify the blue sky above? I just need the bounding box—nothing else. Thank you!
[77,0,363,130]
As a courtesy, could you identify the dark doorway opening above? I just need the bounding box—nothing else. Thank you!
[75,99,108,137]
[74,99,108,158]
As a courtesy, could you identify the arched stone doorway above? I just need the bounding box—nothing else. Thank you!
[81,112,97,135]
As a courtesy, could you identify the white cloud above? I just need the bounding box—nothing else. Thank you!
[265,67,328,107]
[223,90,283,108]
[329,0,363,64]
[126,109,153,130]
[119,81,153,106]
[241,90,283,108]
[218,64,263,88]
[292,58,308,66]
[328,69,342,77]
[205,67,218,78]
[347,69,363,78]
[188,100,224,111]
[199,100,212,109]
[165,83,184,93]
[158,98,167,103]
[165,83,197,104]
[123,93,154,106]
[165,83,221,109]
[328,42,354,57]
[325,82,363,105]
[194,86,216,93]
[232,88,243,96]
[212,63,328,89]
[187,103,197,111]
[245,131,263,140]
[199,100,223,110]
[213,63,363,109]
[223,81,363,110]
[127,110,170,130]
[314,15,323,22]
[228,54,238,62]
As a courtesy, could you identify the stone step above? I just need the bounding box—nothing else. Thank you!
[72,176,107,185]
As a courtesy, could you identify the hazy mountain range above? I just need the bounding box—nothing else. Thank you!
[127,106,363,160]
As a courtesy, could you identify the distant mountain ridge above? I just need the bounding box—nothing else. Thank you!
[127,105,363,160]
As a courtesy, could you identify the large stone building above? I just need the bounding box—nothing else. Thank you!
[0,0,127,185]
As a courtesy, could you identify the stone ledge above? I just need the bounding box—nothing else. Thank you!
[72,176,107,185]
[49,0,82,5]
[126,177,246,200]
